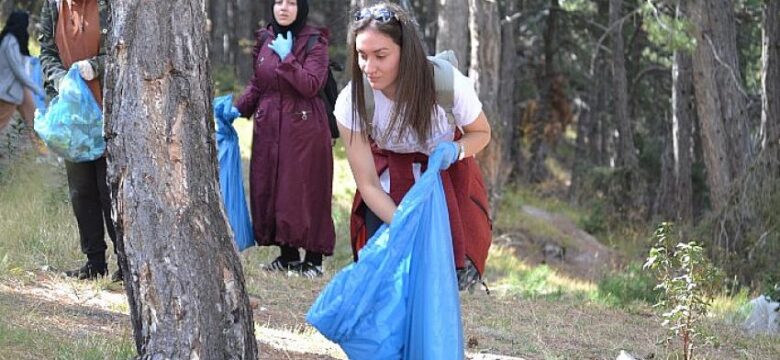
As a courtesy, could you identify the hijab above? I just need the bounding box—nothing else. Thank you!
[270,0,309,38]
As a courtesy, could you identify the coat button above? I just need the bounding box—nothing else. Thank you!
[102,28,108,34]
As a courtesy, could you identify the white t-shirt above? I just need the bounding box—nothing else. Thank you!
[333,64,483,155]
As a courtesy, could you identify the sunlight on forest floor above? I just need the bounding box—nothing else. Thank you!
[1,136,778,358]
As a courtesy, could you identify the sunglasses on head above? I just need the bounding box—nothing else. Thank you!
[353,7,397,23]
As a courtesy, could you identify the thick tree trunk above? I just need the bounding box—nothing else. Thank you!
[761,0,779,169]
[104,1,257,358]
[609,0,637,170]
[670,1,696,223]
[654,116,676,220]
[469,0,503,208]
[672,54,695,222]
[690,0,751,212]
[436,0,469,72]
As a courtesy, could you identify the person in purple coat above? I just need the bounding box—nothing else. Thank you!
[232,0,334,278]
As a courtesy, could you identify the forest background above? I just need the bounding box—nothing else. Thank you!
[0,0,778,359]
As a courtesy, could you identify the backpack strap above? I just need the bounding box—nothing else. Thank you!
[363,50,457,129]
[429,50,457,125]
[362,76,375,126]
[305,34,319,55]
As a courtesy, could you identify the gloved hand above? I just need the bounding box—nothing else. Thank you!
[74,60,96,81]
[214,97,240,121]
[268,31,294,61]
[431,141,459,170]
[223,105,240,120]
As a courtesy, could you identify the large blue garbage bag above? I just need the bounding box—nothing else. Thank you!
[214,94,254,252]
[307,146,464,360]
[33,64,104,162]
[27,56,46,112]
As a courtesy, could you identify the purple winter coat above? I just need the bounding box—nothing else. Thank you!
[235,25,335,254]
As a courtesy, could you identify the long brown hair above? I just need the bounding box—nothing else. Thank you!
[348,2,437,146]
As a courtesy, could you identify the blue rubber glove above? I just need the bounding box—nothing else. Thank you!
[268,31,294,61]
[214,95,240,121]
[224,105,240,121]
[431,141,460,170]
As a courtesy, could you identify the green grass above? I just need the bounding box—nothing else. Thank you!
[0,154,95,278]
[486,245,596,299]
[0,300,135,360]
[596,262,659,308]
[2,131,778,359]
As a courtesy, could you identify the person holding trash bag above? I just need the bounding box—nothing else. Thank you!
[0,10,46,152]
[38,0,120,282]
[336,2,493,290]
[224,0,335,278]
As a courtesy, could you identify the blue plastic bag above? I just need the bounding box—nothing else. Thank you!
[27,56,47,112]
[214,94,254,252]
[33,64,104,162]
[307,146,464,360]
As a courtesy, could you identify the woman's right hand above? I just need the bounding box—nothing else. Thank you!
[215,98,240,120]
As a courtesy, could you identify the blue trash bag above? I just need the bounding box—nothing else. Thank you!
[307,145,464,360]
[214,94,254,252]
[33,64,104,162]
[27,56,47,112]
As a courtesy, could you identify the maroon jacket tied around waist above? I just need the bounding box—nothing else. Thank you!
[349,141,493,275]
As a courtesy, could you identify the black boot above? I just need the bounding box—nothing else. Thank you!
[64,261,107,280]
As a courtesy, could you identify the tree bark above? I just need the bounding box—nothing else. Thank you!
[690,0,751,212]
[609,0,637,170]
[761,0,779,170]
[654,115,676,220]
[436,0,469,72]
[671,0,695,223]
[498,0,519,184]
[469,0,503,208]
[104,1,257,358]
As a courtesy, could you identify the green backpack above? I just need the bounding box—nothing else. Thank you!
[362,50,459,125]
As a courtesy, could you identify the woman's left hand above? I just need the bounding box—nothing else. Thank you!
[269,31,294,61]
[74,60,95,81]
[432,142,459,170]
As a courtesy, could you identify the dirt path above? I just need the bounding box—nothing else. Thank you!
[0,273,532,360]
[0,274,340,359]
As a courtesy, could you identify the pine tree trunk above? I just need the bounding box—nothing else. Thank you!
[609,0,637,170]
[671,0,696,223]
[761,0,779,170]
[436,0,469,72]
[469,0,503,208]
[654,116,676,220]
[104,1,257,358]
[690,0,751,212]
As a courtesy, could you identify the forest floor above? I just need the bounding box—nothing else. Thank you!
[1,121,778,359]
